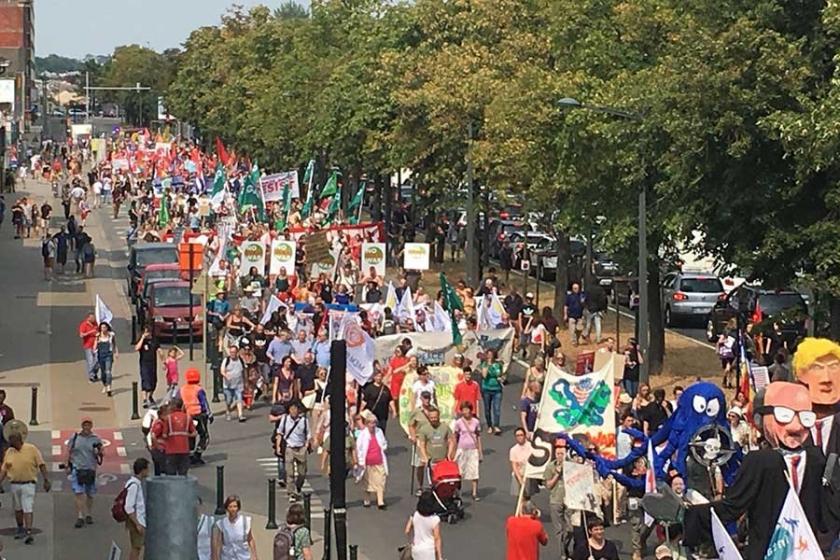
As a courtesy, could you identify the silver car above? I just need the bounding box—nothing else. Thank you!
[661,271,725,327]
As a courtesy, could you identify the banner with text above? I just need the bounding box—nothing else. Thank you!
[403,242,430,270]
[239,240,267,277]
[361,242,386,277]
[375,328,515,374]
[260,171,300,201]
[270,239,297,276]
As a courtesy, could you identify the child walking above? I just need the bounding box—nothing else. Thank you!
[163,346,186,397]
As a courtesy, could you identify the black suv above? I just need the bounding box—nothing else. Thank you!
[706,285,809,347]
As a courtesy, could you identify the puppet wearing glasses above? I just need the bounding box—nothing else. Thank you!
[676,382,840,560]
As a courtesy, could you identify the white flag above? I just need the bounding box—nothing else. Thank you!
[384,281,398,311]
[209,225,228,276]
[396,286,416,323]
[432,301,452,332]
[644,440,656,526]
[711,508,742,560]
[260,295,284,325]
[764,486,823,560]
[95,294,113,326]
[477,293,505,330]
[340,314,375,385]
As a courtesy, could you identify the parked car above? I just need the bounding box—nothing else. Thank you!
[592,250,620,293]
[528,238,586,281]
[612,276,640,311]
[661,271,725,327]
[508,231,554,269]
[135,263,185,325]
[126,243,179,303]
[146,280,203,341]
[488,219,533,259]
[706,285,809,347]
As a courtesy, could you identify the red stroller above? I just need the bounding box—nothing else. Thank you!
[430,459,465,524]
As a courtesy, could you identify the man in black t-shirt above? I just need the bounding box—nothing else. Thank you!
[135,326,159,407]
[361,370,393,432]
[639,389,671,435]
[295,351,317,402]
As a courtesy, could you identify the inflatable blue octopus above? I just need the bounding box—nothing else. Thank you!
[565,381,742,487]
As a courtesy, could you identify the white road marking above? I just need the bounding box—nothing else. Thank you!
[116,447,127,457]
[113,431,123,441]
[52,445,62,457]
[51,430,60,439]
[120,463,130,474]
[50,462,62,472]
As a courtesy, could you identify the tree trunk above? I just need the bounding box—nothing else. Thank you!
[830,294,840,341]
[647,260,665,376]
[383,171,393,266]
[553,232,571,318]
[371,172,382,222]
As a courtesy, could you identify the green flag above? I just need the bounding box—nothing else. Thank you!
[302,159,314,185]
[324,185,341,224]
[158,195,170,228]
[300,188,314,219]
[320,170,338,198]
[210,163,227,206]
[439,272,463,345]
[238,164,265,221]
[348,182,365,211]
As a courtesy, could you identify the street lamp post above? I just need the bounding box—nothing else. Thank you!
[557,97,649,382]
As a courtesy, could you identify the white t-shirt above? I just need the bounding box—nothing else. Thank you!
[197,514,214,560]
[124,476,145,527]
[411,512,439,552]
[92,181,102,195]
[412,380,436,406]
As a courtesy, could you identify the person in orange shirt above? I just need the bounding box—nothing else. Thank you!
[506,501,548,560]
[78,312,99,382]
[452,367,481,419]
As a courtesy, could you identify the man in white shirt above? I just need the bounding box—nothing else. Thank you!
[124,457,150,560]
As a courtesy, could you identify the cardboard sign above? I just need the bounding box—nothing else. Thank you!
[270,239,297,276]
[575,350,596,375]
[239,241,266,277]
[563,460,599,512]
[403,242,430,270]
[305,231,332,264]
[260,171,300,201]
[361,242,386,276]
[752,365,770,392]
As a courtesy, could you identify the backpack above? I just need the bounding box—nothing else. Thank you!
[273,524,303,560]
[41,240,50,257]
[112,480,138,523]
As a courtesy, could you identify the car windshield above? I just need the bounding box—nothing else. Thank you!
[145,269,179,282]
[760,293,807,316]
[153,287,200,307]
[136,248,177,267]
[680,277,723,293]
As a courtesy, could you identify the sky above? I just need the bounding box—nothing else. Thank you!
[36,0,309,59]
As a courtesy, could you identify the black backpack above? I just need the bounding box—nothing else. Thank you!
[273,524,303,560]
[41,239,51,257]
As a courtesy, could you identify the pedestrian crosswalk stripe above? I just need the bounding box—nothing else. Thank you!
[120,464,130,474]
[113,431,123,441]
[116,447,127,457]
[51,430,60,439]
[255,458,324,511]
[52,445,61,457]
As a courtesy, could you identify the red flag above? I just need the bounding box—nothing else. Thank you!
[751,300,763,324]
[215,137,230,166]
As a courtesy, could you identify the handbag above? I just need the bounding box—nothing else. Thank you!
[397,544,413,560]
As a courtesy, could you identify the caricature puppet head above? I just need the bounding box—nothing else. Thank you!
[757,382,815,450]
[793,338,840,407]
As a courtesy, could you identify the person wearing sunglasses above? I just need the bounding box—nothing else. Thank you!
[677,381,840,560]
[793,337,840,457]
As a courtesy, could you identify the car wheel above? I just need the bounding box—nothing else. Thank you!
[706,318,716,342]
[665,306,672,327]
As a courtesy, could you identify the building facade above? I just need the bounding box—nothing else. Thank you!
[0,0,34,136]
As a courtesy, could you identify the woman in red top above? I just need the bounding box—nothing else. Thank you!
[385,347,411,414]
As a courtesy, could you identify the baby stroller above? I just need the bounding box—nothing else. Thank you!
[429,459,465,524]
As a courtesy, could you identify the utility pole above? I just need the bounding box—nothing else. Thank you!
[638,186,649,383]
[85,71,89,123]
[465,121,479,287]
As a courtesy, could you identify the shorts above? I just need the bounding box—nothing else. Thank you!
[126,520,144,550]
[70,469,97,495]
[11,482,36,513]
[223,386,243,406]
[43,256,53,268]
[140,365,157,392]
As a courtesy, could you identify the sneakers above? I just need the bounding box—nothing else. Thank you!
[74,518,84,528]
[238,416,247,423]
[85,515,93,525]
[24,532,33,544]
[225,412,231,421]
[14,527,24,539]
[101,386,107,394]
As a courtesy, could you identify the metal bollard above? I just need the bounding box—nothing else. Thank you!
[211,364,221,403]
[131,381,141,420]
[349,545,358,560]
[266,478,278,530]
[322,506,332,560]
[303,491,312,530]
[214,465,225,515]
[29,386,38,426]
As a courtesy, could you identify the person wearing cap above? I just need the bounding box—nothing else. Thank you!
[505,500,548,560]
[206,290,231,332]
[571,516,619,560]
[727,406,750,451]
[275,400,312,501]
[544,437,571,557]
[64,417,103,528]
[238,283,262,321]
[181,368,212,465]
[653,544,673,560]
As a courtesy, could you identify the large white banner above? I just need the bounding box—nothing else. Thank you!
[239,241,267,277]
[403,243,430,270]
[563,461,599,512]
[374,328,515,372]
[361,242,386,277]
[260,171,300,201]
[269,239,297,276]
[340,315,375,385]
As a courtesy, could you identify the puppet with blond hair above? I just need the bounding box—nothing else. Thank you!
[793,337,840,457]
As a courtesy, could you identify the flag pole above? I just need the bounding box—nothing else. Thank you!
[357,186,365,224]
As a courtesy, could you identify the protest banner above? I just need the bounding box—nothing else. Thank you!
[375,328,515,375]
[239,241,266,277]
[340,314,376,385]
[260,170,300,201]
[575,351,596,375]
[534,360,617,457]
[593,350,625,381]
[112,158,129,171]
[305,231,332,264]
[398,365,459,434]
[563,460,600,512]
[269,239,296,276]
[403,242,430,270]
[752,365,770,392]
[361,242,386,276]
